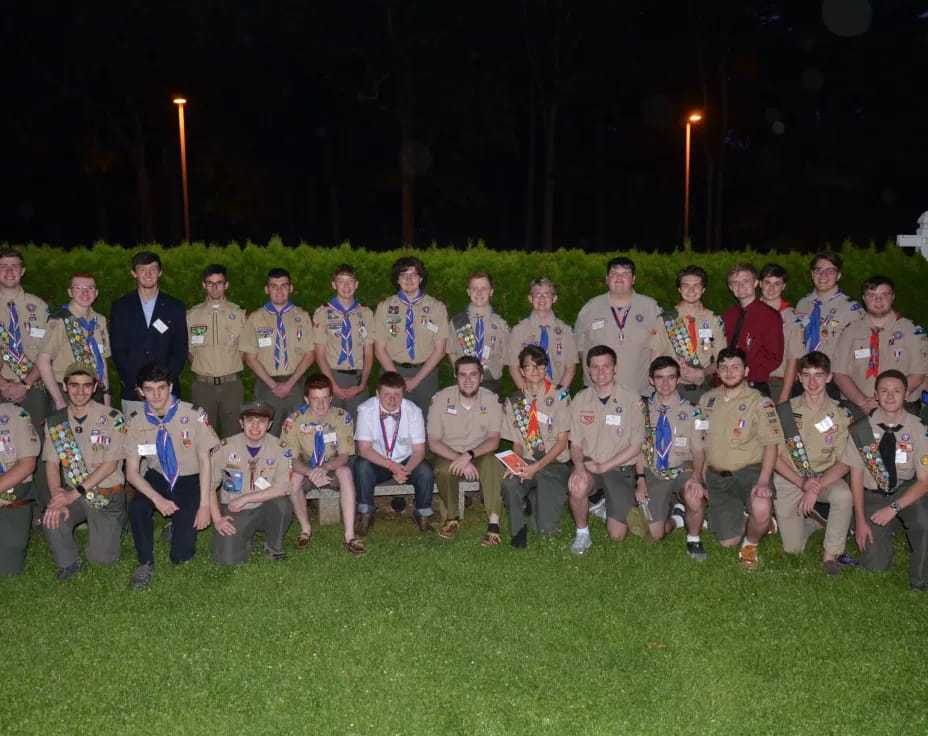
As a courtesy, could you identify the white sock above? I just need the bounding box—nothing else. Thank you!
[673,514,685,529]
[741,538,756,548]
[686,534,700,543]
[576,527,590,537]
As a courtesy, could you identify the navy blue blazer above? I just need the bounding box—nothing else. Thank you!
[110,290,188,400]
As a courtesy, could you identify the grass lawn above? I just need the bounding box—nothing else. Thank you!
[3,507,927,735]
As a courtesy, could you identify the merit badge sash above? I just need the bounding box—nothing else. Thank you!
[507,391,546,460]
[848,416,891,493]
[775,402,816,478]
[660,309,701,368]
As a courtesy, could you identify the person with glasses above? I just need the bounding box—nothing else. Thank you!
[373,257,448,414]
[186,264,246,438]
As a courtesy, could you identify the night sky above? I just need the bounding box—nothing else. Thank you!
[2,0,926,253]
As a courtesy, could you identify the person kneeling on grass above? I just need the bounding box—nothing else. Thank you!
[771,351,854,576]
[0,404,39,575]
[125,363,220,589]
[687,348,783,569]
[282,374,365,556]
[846,370,928,591]
[210,401,294,565]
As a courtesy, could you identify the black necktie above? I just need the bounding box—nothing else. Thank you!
[730,308,746,350]
[878,423,902,490]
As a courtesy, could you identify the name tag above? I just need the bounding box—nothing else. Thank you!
[153,318,168,334]
[698,328,713,338]
[323,432,337,444]
[592,320,605,331]
[445,407,457,415]
[425,320,439,333]
[191,335,205,345]
[29,327,46,339]
[896,449,908,464]
[138,443,157,456]
[254,476,271,490]
[695,419,710,430]
[814,416,834,433]
[258,337,273,348]
[854,348,870,360]
[605,415,621,426]
[674,436,688,448]
[536,411,551,425]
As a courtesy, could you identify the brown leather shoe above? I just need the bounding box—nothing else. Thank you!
[344,538,367,557]
[357,514,374,538]
[438,519,460,539]
[415,514,433,532]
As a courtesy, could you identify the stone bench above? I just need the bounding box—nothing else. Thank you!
[304,480,481,525]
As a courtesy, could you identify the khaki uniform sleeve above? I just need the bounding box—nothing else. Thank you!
[755,397,784,446]
[239,313,259,354]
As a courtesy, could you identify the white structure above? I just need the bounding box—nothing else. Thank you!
[898,211,928,258]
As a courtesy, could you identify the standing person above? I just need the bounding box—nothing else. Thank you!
[575,257,661,398]
[508,278,578,392]
[0,403,39,575]
[110,251,187,416]
[124,363,220,589]
[312,264,374,419]
[758,263,803,403]
[636,357,707,549]
[241,268,315,436]
[209,401,294,565]
[41,364,127,580]
[427,356,504,546]
[447,270,510,395]
[690,348,783,569]
[353,372,435,536]
[37,272,111,411]
[721,264,784,397]
[771,351,854,575]
[832,276,928,416]
[186,264,246,438]
[282,374,365,555]
[650,265,726,404]
[566,346,645,555]
[373,257,448,414]
[846,370,928,591]
[501,346,570,548]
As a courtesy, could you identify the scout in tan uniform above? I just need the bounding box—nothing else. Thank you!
[428,356,504,545]
[125,363,220,589]
[37,272,112,411]
[833,275,928,414]
[447,270,510,395]
[241,268,315,436]
[312,264,375,419]
[373,256,448,415]
[758,263,804,403]
[282,374,364,555]
[771,351,854,575]
[187,264,246,438]
[846,370,928,590]
[501,346,570,548]
[649,265,726,404]
[209,401,293,565]
[508,277,578,391]
[42,364,127,580]
[575,257,661,397]
[567,345,645,555]
[693,347,783,569]
[635,356,706,551]
[0,402,39,575]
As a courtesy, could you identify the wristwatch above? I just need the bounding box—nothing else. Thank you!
[890,501,902,514]
[634,473,646,481]
[75,484,87,496]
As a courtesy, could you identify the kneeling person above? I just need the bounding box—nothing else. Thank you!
[282,374,364,555]
[42,364,128,580]
[210,401,293,565]
[0,405,39,575]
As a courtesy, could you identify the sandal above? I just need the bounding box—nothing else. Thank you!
[295,531,312,549]
[344,538,367,557]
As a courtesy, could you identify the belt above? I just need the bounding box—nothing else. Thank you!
[866,487,898,498]
[334,369,361,375]
[708,464,759,478]
[0,498,31,509]
[194,372,241,385]
[271,374,294,383]
[396,362,424,369]
[97,484,125,496]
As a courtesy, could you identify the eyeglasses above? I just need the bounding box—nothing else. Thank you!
[204,280,227,287]
[529,292,555,299]
[398,272,421,281]
[812,267,838,275]
[521,363,545,371]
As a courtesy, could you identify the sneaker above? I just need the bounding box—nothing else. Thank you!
[589,497,607,521]
[836,553,860,567]
[738,544,759,570]
[686,540,707,562]
[439,519,460,540]
[822,559,841,576]
[570,534,592,555]
[56,560,81,581]
[129,562,155,589]
[265,547,288,562]
[479,532,501,547]
[671,503,686,529]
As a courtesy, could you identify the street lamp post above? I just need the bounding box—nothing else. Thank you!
[173,97,190,243]
[684,111,702,247]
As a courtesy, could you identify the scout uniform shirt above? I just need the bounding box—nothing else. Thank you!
[43,402,127,488]
[0,291,49,382]
[240,303,313,377]
[569,384,644,465]
[312,300,374,370]
[0,403,40,492]
[282,404,355,466]
[426,386,502,453]
[373,293,449,364]
[508,314,578,386]
[649,304,726,372]
[125,401,220,477]
[775,396,851,477]
[501,382,571,463]
[698,386,783,472]
[832,314,928,400]
[643,394,705,473]
[575,292,662,396]
[793,290,863,361]
[187,299,246,377]
[212,432,292,511]
[842,411,928,491]
[770,303,801,381]
[447,308,511,381]
[38,308,111,384]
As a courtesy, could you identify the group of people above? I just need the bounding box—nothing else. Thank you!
[1,247,927,591]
